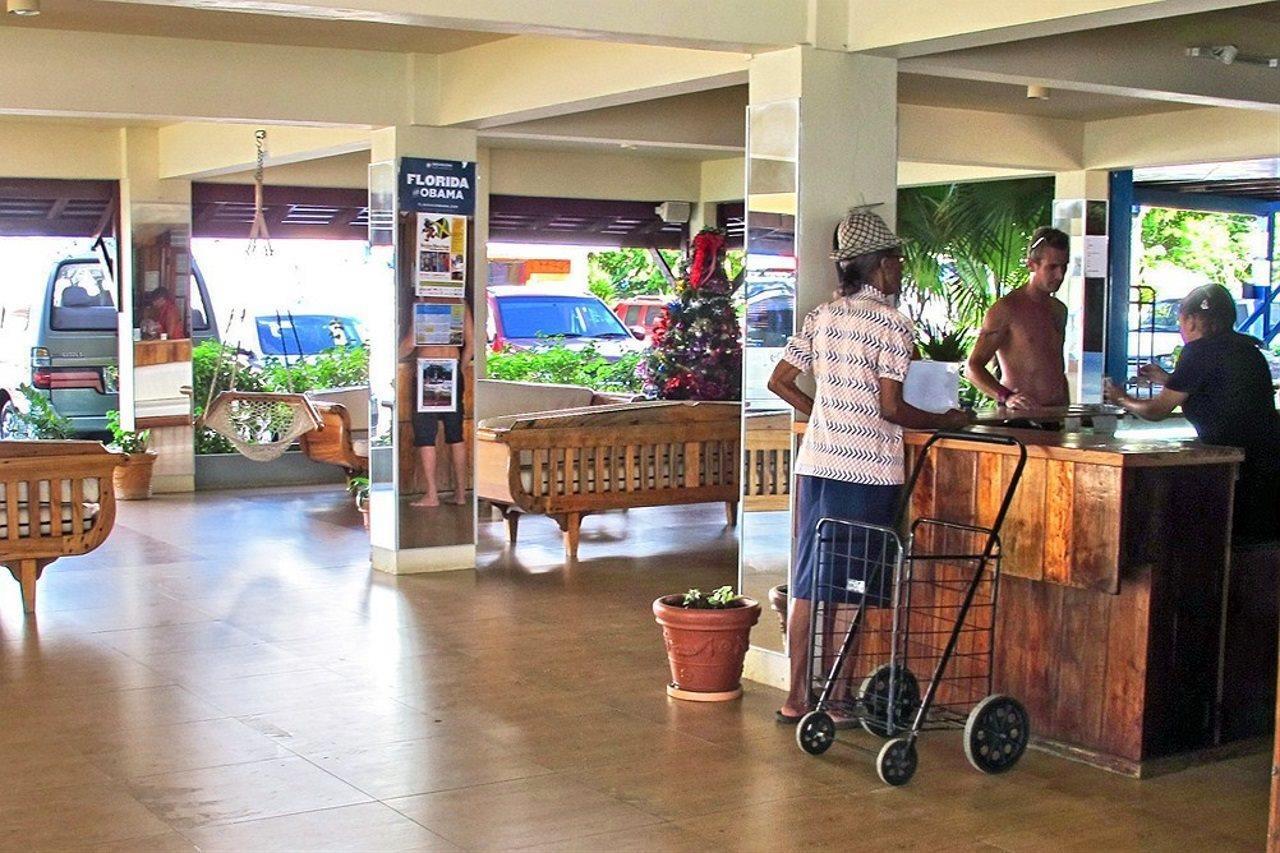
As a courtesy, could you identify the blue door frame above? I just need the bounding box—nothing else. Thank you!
[1106,172,1280,380]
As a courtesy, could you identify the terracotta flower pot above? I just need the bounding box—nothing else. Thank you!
[768,584,789,636]
[113,451,157,501]
[653,594,761,701]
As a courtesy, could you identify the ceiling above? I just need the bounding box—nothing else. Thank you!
[897,73,1193,122]
[0,0,508,53]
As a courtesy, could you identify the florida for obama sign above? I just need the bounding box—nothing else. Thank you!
[399,158,476,216]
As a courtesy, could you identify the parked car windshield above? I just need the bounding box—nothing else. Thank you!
[49,261,116,331]
[497,295,630,339]
[255,315,363,356]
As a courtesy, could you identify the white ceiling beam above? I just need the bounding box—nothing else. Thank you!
[426,36,750,128]
[158,123,372,179]
[102,0,806,52]
[903,8,1280,111]
[899,104,1085,171]
[850,0,1273,57]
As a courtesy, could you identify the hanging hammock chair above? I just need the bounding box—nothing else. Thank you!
[197,309,323,463]
[194,129,322,463]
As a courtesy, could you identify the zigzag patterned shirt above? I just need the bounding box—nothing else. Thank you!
[783,289,914,485]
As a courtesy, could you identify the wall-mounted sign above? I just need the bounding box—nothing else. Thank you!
[400,158,476,216]
[414,303,465,347]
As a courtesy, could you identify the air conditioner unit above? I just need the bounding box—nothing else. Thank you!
[655,201,691,224]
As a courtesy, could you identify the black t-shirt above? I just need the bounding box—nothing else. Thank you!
[1166,331,1280,541]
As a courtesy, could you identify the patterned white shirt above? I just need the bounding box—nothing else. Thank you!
[782,289,914,485]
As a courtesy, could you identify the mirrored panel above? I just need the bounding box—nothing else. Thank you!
[367,161,398,551]
[129,202,193,429]
[740,99,798,654]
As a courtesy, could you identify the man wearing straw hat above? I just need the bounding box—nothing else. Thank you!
[768,207,971,726]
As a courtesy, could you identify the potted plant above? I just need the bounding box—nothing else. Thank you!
[106,410,155,500]
[347,474,370,530]
[653,585,760,702]
[768,583,789,636]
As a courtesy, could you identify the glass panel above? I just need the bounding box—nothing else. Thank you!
[740,98,799,655]
[367,161,398,552]
[130,202,193,426]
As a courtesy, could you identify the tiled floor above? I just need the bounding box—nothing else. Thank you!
[0,485,1268,851]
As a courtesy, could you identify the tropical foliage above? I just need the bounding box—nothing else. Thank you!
[586,246,745,304]
[106,410,150,454]
[897,177,1054,330]
[1140,207,1257,290]
[8,385,74,439]
[486,341,644,394]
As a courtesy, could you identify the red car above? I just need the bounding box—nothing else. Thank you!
[612,295,671,341]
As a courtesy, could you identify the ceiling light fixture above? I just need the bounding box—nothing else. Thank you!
[1026,85,1050,100]
[1186,45,1279,68]
[6,0,40,16]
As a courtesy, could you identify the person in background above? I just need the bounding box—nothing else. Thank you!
[966,227,1071,410]
[768,207,972,725]
[1105,283,1280,543]
[399,304,473,508]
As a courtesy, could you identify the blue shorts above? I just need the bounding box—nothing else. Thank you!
[792,475,900,603]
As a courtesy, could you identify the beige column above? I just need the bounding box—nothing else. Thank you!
[118,127,195,494]
[368,125,483,575]
[740,47,899,689]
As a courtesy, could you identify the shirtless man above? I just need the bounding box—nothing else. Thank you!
[966,227,1071,410]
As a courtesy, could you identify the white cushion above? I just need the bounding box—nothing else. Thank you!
[307,386,371,432]
[351,438,369,459]
[473,379,595,422]
[0,501,99,538]
[0,479,101,505]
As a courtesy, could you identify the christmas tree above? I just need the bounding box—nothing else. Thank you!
[642,228,742,401]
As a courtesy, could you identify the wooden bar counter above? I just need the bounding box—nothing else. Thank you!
[902,425,1251,776]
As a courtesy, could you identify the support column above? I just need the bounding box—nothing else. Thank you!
[368,125,482,575]
[1053,170,1110,403]
[118,127,195,494]
[739,47,898,689]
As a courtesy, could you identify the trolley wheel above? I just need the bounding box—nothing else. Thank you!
[857,664,921,738]
[796,710,836,755]
[875,737,918,786]
[964,694,1030,774]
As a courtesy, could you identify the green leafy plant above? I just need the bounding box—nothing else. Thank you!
[681,585,741,609]
[9,385,74,439]
[587,248,682,302]
[486,341,644,394]
[898,177,1053,329]
[105,410,150,454]
[916,322,972,363]
[346,474,370,497]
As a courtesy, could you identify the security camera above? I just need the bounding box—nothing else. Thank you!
[1210,44,1240,65]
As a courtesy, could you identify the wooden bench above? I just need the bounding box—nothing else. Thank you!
[299,386,370,475]
[743,410,791,511]
[0,441,125,613]
[476,401,740,559]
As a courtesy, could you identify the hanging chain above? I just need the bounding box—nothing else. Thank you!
[246,129,273,256]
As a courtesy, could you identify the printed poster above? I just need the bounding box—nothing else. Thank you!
[417,357,458,413]
[413,303,465,346]
[415,212,467,299]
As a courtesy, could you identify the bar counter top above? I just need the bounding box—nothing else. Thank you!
[903,424,1244,467]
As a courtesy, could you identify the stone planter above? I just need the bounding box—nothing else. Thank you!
[113,451,157,501]
[653,594,760,701]
[768,583,789,636]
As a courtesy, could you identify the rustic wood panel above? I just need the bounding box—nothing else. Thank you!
[1048,583,1111,748]
[1098,563,1152,762]
[1042,460,1075,586]
[1069,464,1123,593]
[997,454,1046,582]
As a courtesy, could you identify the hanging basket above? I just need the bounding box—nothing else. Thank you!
[199,391,322,462]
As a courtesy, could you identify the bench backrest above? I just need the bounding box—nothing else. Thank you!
[0,441,124,561]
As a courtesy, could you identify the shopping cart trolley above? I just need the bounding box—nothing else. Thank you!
[795,431,1028,787]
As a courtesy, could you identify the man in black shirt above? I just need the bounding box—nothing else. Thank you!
[1106,284,1280,542]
